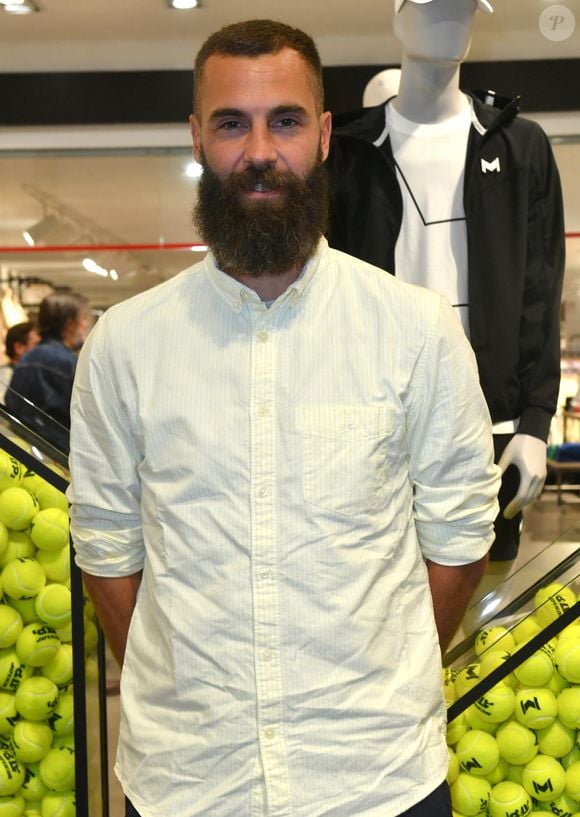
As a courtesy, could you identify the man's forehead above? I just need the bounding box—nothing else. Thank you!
[197,50,319,114]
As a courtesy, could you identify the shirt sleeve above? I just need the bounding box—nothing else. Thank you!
[406,295,501,565]
[67,320,145,577]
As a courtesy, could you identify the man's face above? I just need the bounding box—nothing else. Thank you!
[190,48,331,186]
[13,329,40,363]
[189,48,332,278]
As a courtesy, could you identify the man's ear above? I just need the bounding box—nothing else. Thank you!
[189,114,202,163]
[319,111,332,162]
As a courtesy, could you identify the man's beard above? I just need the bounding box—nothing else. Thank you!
[193,154,329,277]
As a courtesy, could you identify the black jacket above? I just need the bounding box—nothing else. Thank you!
[327,92,565,442]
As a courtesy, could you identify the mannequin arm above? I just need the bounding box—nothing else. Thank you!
[498,434,547,519]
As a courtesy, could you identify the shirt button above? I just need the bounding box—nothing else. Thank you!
[264,727,276,740]
[257,405,269,417]
[259,568,271,580]
[257,486,268,498]
[257,331,269,343]
[261,648,273,662]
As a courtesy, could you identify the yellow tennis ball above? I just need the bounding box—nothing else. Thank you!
[15,625,60,668]
[20,762,48,802]
[455,663,481,697]
[38,747,75,792]
[488,781,532,817]
[0,750,24,795]
[512,615,542,645]
[465,705,500,735]
[0,608,23,650]
[83,620,98,655]
[10,721,53,764]
[513,642,555,687]
[495,720,539,766]
[6,598,37,626]
[47,694,73,738]
[447,747,460,786]
[31,482,68,515]
[2,559,46,601]
[0,491,39,533]
[29,512,68,555]
[487,757,509,786]
[565,761,580,801]
[522,754,567,801]
[456,730,500,777]
[34,551,69,586]
[0,791,26,817]
[14,677,58,722]
[0,456,23,494]
[34,587,71,633]
[534,583,577,627]
[450,772,491,816]
[0,527,8,563]
[0,694,18,737]
[554,639,580,684]
[446,712,468,746]
[40,790,76,817]
[558,687,580,730]
[480,651,517,689]
[474,683,516,724]
[0,648,33,693]
[475,626,517,657]
[537,718,576,758]
[559,623,580,643]
[544,792,580,817]
[562,746,580,770]
[0,533,36,570]
[548,669,571,696]
[40,646,73,691]
[514,688,558,729]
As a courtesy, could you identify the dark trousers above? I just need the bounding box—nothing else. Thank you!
[125,781,451,817]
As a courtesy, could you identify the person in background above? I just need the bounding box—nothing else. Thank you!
[68,19,500,817]
[6,290,91,452]
[0,321,40,404]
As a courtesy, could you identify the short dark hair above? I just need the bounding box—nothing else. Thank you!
[5,321,35,360]
[194,19,325,115]
[37,291,89,341]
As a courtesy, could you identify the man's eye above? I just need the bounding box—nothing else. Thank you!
[220,120,242,130]
[276,118,299,129]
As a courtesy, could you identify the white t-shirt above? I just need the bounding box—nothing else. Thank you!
[385,97,472,336]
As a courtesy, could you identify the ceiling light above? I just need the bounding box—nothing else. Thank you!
[82,258,108,277]
[1,0,39,13]
[185,161,203,179]
[168,0,199,8]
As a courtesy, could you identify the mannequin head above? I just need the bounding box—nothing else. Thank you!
[394,0,487,65]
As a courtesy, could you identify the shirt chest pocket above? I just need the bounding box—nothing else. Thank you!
[297,405,395,517]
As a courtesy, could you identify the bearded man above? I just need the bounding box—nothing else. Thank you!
[68,19,500,817]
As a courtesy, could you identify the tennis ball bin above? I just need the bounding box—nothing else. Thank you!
[0,422,108,817]
[444,530,579,817]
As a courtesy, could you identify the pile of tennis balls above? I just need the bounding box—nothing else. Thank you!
[0,450,90,817]
[446,580,580,817]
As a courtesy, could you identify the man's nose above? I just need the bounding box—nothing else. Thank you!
[244,123,277,167]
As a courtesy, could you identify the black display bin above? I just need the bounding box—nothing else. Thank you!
[0,404,109,817]
[444,529,579,724]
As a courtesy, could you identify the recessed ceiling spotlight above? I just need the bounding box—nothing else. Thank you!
[0,0,40,13]
[168,0,199,9]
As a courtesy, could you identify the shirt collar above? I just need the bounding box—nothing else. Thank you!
[203,237,329,312]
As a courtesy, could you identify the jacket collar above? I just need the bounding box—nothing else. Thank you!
[332,90,520,144]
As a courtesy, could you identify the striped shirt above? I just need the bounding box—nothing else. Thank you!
[69,238,499,817]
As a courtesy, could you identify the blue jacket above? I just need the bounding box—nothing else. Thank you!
[5,337,77,452]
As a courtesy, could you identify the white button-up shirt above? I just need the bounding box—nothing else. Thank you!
[69,238,499,817]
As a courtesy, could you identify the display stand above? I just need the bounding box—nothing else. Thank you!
[0,406,109,817]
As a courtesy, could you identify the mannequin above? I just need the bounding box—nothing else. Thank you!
[327,0,565,561]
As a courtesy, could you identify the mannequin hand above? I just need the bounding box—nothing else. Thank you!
[498,434,547,519]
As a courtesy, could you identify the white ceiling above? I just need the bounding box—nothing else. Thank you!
[0,0,579,309]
